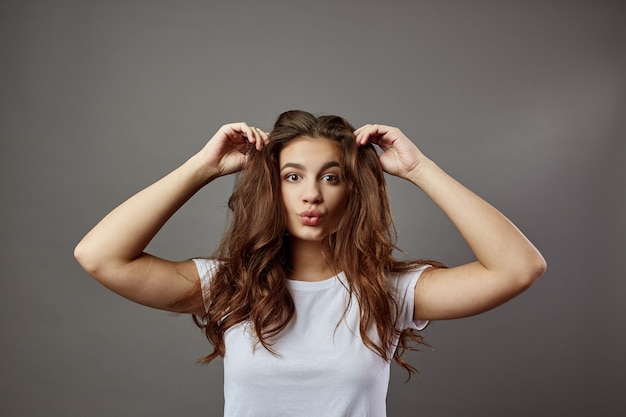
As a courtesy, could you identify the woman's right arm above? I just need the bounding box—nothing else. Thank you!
[74,123,267,314]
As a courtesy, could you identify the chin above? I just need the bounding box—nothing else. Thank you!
[289,230,329,243]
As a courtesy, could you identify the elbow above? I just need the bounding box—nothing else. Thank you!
[504,250,546,293]
[523,252,547,288]
[74,241,123,292]
[74,241,92,273]
[73,239,102,277]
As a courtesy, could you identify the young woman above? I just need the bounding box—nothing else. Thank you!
[74,110,546,416]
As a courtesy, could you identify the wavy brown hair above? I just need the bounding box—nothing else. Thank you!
[186,110,442,378]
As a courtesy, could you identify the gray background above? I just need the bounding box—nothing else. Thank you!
[1,1,624,416]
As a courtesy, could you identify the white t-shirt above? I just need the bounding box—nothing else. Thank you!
[194,258,429,417]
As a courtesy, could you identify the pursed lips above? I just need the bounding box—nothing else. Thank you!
[299,210,323,226]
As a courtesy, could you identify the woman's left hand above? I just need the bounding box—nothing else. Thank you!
[353,127,546,322]
[354,124,427,179]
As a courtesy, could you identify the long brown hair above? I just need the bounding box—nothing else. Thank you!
[188,110,440,377]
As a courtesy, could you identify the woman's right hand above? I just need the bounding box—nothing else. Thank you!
[74,122,267,314]
[200,122,269,178]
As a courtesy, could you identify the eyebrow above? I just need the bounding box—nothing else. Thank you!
[280,161,341,172]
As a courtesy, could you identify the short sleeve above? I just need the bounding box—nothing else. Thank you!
[390,265,431,331]
[192,258,219,313]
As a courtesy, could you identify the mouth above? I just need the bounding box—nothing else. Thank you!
[299,210,323,226]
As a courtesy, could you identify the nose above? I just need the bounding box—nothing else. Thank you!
[302,179,322,204]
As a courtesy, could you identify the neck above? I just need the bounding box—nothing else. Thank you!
[287,237,336,282]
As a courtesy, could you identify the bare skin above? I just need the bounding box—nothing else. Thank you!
[279,137,347,282]
[75,122,546,322]
[354,124,546,320]
[74,123,267,316]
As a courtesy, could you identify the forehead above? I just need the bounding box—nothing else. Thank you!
[279,137,342,165]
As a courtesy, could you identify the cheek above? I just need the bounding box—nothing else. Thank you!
[330,187,348,209]
[280,186,294,210]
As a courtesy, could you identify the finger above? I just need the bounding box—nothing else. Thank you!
[355,124,387,146]
[237,123,259,148]
[353,124,374,138]
[353,124,371,146]
[247,126,264,151]
[353,124,368,137]
[224,122,251,144]
[252,126,268,150]
[258,128,269,145]
[222,123,267,150]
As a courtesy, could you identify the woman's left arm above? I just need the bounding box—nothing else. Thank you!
[355,124,547,321]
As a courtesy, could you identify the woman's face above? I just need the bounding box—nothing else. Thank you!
[279,136,347,244]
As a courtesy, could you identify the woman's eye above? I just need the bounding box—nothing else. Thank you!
[322,174,339,182]
[285,173,300,182]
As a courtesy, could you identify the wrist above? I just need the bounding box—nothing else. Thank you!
[187,152,220,185]
[405,157,437,186]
